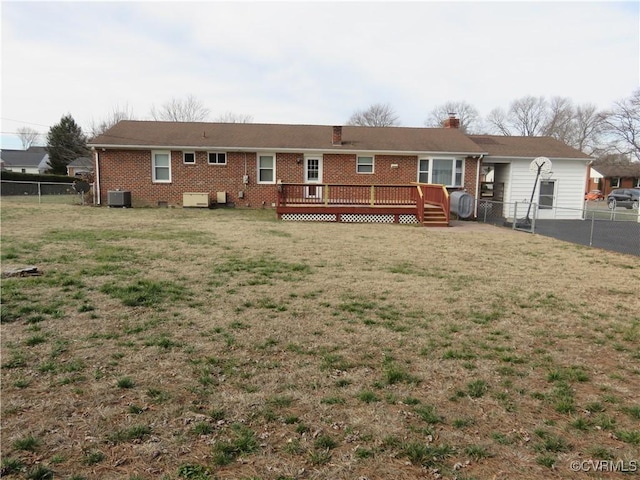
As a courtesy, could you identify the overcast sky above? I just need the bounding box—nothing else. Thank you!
[1,0,638,149]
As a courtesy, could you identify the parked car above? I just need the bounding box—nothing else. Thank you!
[607,188,640,209]
[585,189,604,201]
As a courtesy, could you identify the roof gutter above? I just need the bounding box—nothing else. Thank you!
[87,144,486,157]
[93,148,101,205]
[474,154,484,218]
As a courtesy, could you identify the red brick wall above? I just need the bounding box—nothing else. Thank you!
[323,154,419,184]
[96,149,480,208]
[463,157,479,194]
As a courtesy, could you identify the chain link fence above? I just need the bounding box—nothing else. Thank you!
[476,199,640,256]
[1,180,94,205]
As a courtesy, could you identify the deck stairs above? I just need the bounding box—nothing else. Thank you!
[423,204,449,227]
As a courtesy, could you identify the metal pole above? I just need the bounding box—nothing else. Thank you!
[513,202,517,230]
[531,203,537,233]
[589,211,595,247]
[38,181,42,204]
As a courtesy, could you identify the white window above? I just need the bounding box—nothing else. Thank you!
[418,158,463,187]
[357,156,374,174]
[258,154,275,183]
[611,177,620,188]
[418,159,429,183]
[183,152,195,164]
[208,152,226,165]
[152,150,171,183]
[634,178,640,188]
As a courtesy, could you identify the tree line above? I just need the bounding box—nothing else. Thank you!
[347,91,640,163]
[21,89,639,175]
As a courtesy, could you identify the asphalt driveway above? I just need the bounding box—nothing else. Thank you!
[533,219,640,256]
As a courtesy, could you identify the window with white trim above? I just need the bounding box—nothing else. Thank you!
[611,177,620,188]
[418,159,429,183]
[258,154,275,183]
[152,150,171,183]
[208,152,226,165]
[634,178,640,188]
[183,152,195,164]
[417,158,463,187]
[357,155,374,174]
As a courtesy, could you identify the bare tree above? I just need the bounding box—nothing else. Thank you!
[602,89,640,162]
[215,112,254,123]
[509,96,549,136]
[346,103,400,127]
[17,126,41,149]
[568,104,606,155]
[486,96,548,136]
[542,97,574,142]
[425,101,481,133]
[89,103,135,138]
[486,108,511,136]
[150,94,210,122]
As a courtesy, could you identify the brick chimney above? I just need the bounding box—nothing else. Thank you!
[332,126,342,145]
[442,113,460,129]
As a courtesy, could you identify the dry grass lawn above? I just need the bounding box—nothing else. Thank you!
[1,202,639,480]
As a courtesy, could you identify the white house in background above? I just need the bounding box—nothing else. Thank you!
[470,136,592,220]
[0,146,50,174]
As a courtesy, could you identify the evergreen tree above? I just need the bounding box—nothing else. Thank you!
[46,114,89,175]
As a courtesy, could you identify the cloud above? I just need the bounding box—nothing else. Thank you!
[1,0,638,146]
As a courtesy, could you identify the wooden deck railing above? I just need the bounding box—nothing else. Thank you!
[276,183,418,206]
[277,182,450,225]
[415,182,450,224]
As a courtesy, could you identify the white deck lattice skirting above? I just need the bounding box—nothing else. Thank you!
[399,214,419,224]
[281,213,337,222]
[341,214,395,223]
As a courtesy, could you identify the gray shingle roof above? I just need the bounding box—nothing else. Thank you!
[0,147,48,168]
[67,156,93,168]
[469,135,592,159]
[591,163,640,177]
[89,121,486,155]
[89,121,592,160]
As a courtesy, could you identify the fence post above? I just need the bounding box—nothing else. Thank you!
[513,202,517,230]
[370,185,375,206]
[38,182,42,204]
[589,210,595,247]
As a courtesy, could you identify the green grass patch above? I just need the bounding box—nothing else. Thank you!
[100,279,190,307]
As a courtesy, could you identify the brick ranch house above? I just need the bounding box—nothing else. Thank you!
[587,163,640,196]
[88,119,592,224]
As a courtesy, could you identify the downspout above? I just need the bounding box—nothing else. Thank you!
[474,154,484,218]
[94,148,101,205]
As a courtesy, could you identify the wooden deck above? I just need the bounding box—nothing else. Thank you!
[276,183,450,227]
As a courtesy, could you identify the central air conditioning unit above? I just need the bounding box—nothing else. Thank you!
[183,192,210,208]
[108,190,131,208]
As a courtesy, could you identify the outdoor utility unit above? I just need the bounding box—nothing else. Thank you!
[450,191,474,219]
[183,192,210,208]
[107,190,131,208]
[216,191,227,204]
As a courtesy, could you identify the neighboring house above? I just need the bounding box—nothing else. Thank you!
[67,156,94,177]
[88,120,592,220]
[0,146,50,174]
[587,163,640,196]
